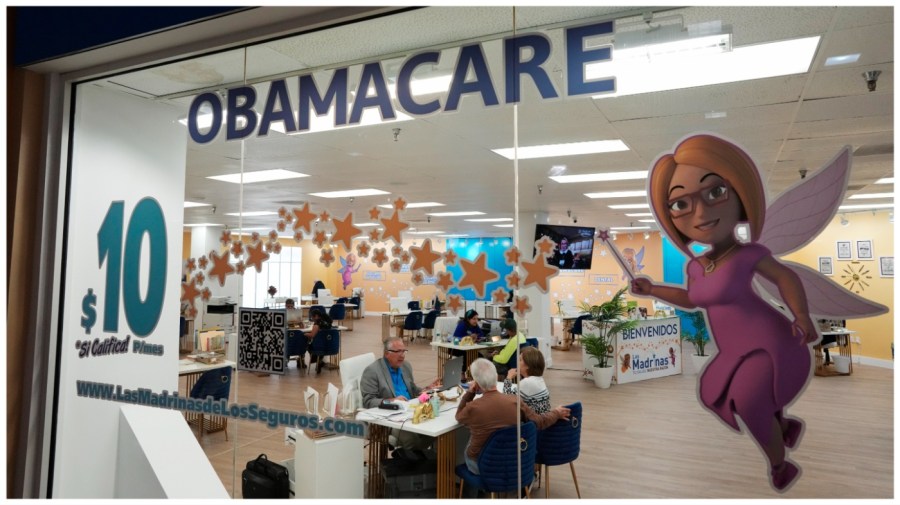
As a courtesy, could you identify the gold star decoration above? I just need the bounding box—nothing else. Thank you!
[236,261,246,274]
[368,229,382,242]
[504,246,523,266]
[207,250,235,286]
[244,240,270,273]
[268,230,279,243]
[443,249,459,266]
[319,210,331,223]
[198,255,209,270]
[294,232,303,242]
[390,259,402,273]
[400,251,411,264]
[201,288,212,301]
[181,278,201,308]
[320,249,335,267]
[535,236,557,257]
[446,294,463,315]
[265,242,274,253]
[368,207,381,220]
[273,242,282,254]
[392,244,404,257]
[357,241,371,258]
[372,248,389,267]
[458,253,499,299]
[194,272,205,285]
[436,271,455,292]
[313,230,328,248]
[520,254,558,293]
[491,287,508,305]
[277,220,286,232]
[330,212,362,250]
[278,206,288,218]
[513,295,532,318]
[251,232,261,243]
[231,240,244,258]
[409,238,442,275]
[380,210,409,244]
[292,203,317,235]
[283,212,293,224]
[185,258,196,273]
[411,272,425,285]
[393,197,408,211]
[505,271,521,290]
[219,230,232,246]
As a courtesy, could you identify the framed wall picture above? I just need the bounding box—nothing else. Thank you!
[818,256,833,276]
[836,240,852,260]
[879,256,893,277]
[856,239,874,260]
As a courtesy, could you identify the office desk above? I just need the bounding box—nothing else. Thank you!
[381,310,446,341]
[300,304,357,330]
[431,339,507,373]
[357,400,465,498]
[550,313,587,351]
[287,326,348,369]
[815,329,856,376]
[178,359,236,438]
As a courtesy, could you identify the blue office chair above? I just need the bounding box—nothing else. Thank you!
[569,315,590,344]
[329,303,346,326]
[309,328,341,374]
[535,402,582,498]
[420,309,439,342]
[456,422,537,498]
[189,366,233,440]
[401,311,423,343]
[407,300,421,311]
[287,329,309,369]
[309,305,324,321]
[336,297,349,304]
[349,296,361,319]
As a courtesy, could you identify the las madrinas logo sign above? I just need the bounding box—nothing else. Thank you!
[187,21,614,144]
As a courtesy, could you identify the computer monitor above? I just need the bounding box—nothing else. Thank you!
[317,288,332,299]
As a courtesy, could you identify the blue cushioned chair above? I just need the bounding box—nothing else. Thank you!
[336,297,349,304]
[401,311,423,343]
[348,296,361,319]
[420,309,439,343]
[456,422,537,498]
[569,314,590,344]
[189,366,233,440]
[309,305,324,321]
[535,402,582,498]
[407,300,421,311]
[309,328,341,374]
[329,303,346,326]
[287,329,309,369]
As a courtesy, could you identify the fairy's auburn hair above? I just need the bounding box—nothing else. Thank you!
[649,135,766,256]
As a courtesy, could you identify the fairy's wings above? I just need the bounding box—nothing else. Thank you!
[338,256,348,273]
[635,246,646,272]
[759,147,851,256]
[754,261,888,319]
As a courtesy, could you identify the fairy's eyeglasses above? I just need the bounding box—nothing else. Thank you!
[667,181,731,218]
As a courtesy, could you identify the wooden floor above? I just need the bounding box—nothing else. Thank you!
[189,314,893,499]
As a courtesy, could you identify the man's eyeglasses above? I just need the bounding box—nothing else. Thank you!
[387,349,408,354]
[667,181,731,219]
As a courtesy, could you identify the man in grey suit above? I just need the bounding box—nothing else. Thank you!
[361,337,433,451]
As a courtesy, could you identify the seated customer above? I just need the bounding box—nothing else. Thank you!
[453,309,485,342]
[487,318,527,377]
[305,308,332,374]
[285,298,302,327]
[503,346,551,414]
[456,358,570,476]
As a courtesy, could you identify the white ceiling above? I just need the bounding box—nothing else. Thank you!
[91,6,894,238]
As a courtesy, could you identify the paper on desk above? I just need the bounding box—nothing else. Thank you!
[304,387,319,415]
[322,383,339,418]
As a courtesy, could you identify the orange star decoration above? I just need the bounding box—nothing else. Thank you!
[535,236,557,257]
[277,220,286,232]
[368,206,381,220]
[312,230,328,248]
[251,232,261,243]
[181,278,201,308]
[372,248,389,268]
[264,242,274,253]
[273,242,282,254]
[520,254,559,293]
[390,259,402,273]
[380,210,409,244]
[393,197,408,211]
[198,255,209,270]
[491,287,508,305]
[185,258,196,273]
[505,271,522,290]
[368,229,382,242]
[409,238,442,275]
[504,246,522,266]
[236,261,246,274]
[436,271,455,292]
[513,295,532,318]
[201,288,212,301]
[292,203,317,235]
[207,250,235,286]
[187,306,198,318]
[446,294,463,315]
[231,240,244,258]
[278,206,288,218]
[391,244,403,257]
[411,272,425,285]
[283,212,293,224]
[194,272,205,285]
[357,241,371,258]
[330,212,362,250]
[268,230,279,243]
[219,230,232,246]
[319,210,331,223]
[457,253,499,299]
[244,240,270,273]
[320,249,335,267]
[400,251,411,264]
[294,232,303,242]
[443,249,459,266]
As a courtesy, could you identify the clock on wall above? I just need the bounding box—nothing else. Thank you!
[840,261,874,293]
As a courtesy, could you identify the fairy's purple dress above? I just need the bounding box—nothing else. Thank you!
[687,243,812,435]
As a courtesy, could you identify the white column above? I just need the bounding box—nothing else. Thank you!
[515,211,551,341]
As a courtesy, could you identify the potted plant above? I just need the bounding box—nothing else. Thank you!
[680,310,712,374]
[579,288,639,388]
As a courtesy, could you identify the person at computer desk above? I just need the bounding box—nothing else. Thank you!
[311,279,325,296]
[487,318,528,376]
[451,309,485,370]
[305,308,332,374]
[285,298,302,326]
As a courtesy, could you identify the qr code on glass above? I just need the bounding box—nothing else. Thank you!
[238,308,287,374]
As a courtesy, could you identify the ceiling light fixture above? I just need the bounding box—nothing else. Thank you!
[548,165,567,177]
[608,203,651,210]
[355,222,379,227]
[825,53,860,66]
[309,189,390,198]
[183,223,225,228]
[492,140,629,160]
[377,202,444,209]
[184,201,211,208]
[207,169,309,184]
[838,203,894,211]
[848,193,894,200]
[875,177,894,184]
[614,19,732,60]
[224,211,278,217]
[626,213,653,217]
[638,219,656,223]
[643,232,650,239]
[550,171,648,183]
[465,218,513,222]
[408,230,445,235]
[584,190,647,199]
[493,224,514,228]
[427,211,486,217]
[610,226,651,231]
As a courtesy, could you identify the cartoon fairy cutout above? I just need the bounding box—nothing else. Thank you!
[620,353,631,374]
[601,134,887,493]
[621,246,645,280]
[668,347,676,367]
[338,253,361,289]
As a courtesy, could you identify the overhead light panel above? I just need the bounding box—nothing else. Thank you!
[184,223,225,227]
[875,177,894,184]
[848,193,894,200]
[184,201,211,208]
[825,53,860,67]
[625,213,653,217]
[585,190,647,199]
[427,211,485,217]
[465,218,513,222]
[614,21,733,61]
[492,140,629,160]
[609,203,650,209]
[224,211,278,217]
[439,234,469,238]
[309,189,390,198]
[638,219,656,223]
[208,169,309,184]
[610,226,651,231]
[377,202,444,209]
[551,171,648,183]
[356,222,379,227]
[493,224,514,228]
[839,204,894,211]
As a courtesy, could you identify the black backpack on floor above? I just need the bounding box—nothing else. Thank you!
[242,454,290,499]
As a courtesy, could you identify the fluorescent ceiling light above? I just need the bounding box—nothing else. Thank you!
[848,193,894,200]
[550,171,648,183]
[548,165,567,177]
[208,169,309,184]
[616,30,732,61]
[585,190,647,199]
[609,203,650,209]
[356,222,379,227]
[440,234,469,238]
[269,107,413,136]
[409,230,445,235]
[875,177,894,184]
[378,202,445,209]
[465,218,513,222]
[427,211,485,217]
[492,140,629,160]
[825,53,860,66]
[591,36,820,99]
[184,223,224,227]
[224,211,278,217]
[309,189,390,198]
[704,111,727,119]
[625,213,653,217]
[493,224,514,228]
[838,204,895,210]
[638,219,657,223]
[610,226,651,231]
[233,227,269,231]
[184,201,211,208]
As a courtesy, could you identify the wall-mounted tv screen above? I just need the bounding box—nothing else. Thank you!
[534,224,596,270]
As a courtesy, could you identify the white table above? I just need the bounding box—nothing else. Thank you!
[431,339,507,373]
[816,328,857,376]
[550,312,588,350]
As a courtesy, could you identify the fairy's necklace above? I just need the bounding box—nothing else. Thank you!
[704,243,739,273]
